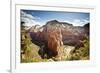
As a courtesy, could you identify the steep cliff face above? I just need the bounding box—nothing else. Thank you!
[46,28,63,56]
[44,20,89,46]
[29,20,89,58]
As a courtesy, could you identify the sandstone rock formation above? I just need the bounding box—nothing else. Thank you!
[47,28,63,56]
[29,20,89,59]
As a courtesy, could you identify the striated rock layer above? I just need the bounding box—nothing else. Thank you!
[29,20,89,58]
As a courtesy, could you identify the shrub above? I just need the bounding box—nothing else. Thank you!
[71,37,89,60]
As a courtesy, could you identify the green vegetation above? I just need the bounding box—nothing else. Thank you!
[21,22,90,62]
[21,22,39,63]
[21,32,89,62]
[21,27,32,62]
[21,31,89,62]
[71,37,89,60]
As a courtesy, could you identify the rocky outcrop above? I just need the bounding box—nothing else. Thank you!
[29,20,89,58]
[55,45,75,61]
[45,20,89,49]
[47,28,63,56]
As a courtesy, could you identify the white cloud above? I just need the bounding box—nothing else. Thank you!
[69,19,89,26]
[21,11,41,27]
[72,19,83,26]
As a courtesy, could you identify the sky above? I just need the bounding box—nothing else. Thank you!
[21,9,90,27]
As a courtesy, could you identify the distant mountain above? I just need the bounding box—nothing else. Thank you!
[45,20,89,46]
[29,20,89,54]
[30,20,89,44]
[83,23,90,36]
[43,20,73,29]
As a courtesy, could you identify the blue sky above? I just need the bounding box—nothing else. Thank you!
[21,9,90,26]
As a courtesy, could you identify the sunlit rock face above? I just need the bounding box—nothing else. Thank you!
[47,28,63,56]
[44,20,89,48]
[29,20,89,58]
